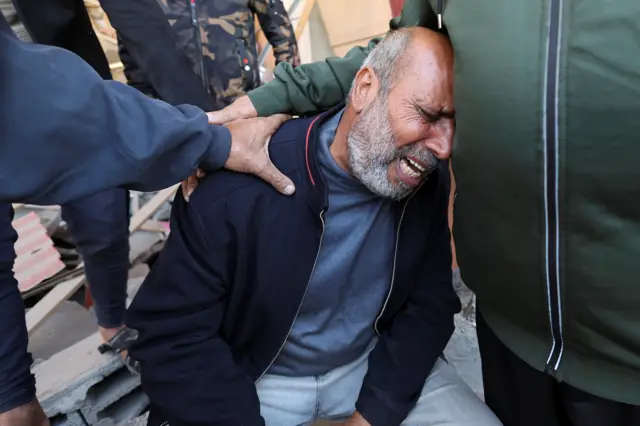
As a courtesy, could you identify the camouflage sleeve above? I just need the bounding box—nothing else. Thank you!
[250,0,300,66]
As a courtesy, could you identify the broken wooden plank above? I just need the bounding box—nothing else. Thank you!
[128,184,178,232]
[26,186,178,334]
[139,220,170,234]
[25,276,86,333]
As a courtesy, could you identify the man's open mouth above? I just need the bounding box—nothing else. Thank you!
[396,156,428,187]
[401,156,427,176]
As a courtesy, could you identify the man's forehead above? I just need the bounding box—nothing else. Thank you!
[399,56,452,93]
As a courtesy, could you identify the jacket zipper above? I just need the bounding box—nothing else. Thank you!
[255,210,326,382]
[374,195,413,335]
[543,0,564,376]
[189,0,209,93]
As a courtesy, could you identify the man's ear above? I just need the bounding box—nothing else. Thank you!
[350,66,379,113]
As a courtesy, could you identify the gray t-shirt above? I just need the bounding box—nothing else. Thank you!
[269,110,395,377]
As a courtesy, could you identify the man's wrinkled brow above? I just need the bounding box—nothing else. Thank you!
[413,95,456,121]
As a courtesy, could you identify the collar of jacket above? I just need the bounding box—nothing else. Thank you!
[296,102,346,214]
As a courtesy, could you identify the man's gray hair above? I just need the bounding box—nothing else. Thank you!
[351,29,412,97]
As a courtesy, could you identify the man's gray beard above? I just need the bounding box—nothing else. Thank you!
[346,93,435,200]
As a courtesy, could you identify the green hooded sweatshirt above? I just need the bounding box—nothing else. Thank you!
[247,0,640,406]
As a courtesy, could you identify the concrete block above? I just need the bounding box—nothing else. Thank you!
[85,387,149,425]
[79,366,142,423]
[118,412,148,426]
[49,411,88,426]
[95,421,118,426]
[34,333,125,418]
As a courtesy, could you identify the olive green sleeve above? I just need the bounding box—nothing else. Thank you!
[247,0,434,117]
[248,38,379,116]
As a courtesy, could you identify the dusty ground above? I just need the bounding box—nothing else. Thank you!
[28,264,150,362]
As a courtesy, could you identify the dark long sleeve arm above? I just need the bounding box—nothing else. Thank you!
[126,193,263,425]
[0,14,230,206]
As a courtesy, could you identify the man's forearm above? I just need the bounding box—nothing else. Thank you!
[247,39,378,117]
[126,196,263,425]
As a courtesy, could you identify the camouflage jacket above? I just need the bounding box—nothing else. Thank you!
[120,0,299,108]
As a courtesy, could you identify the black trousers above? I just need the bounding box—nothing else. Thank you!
[476,311,640,426]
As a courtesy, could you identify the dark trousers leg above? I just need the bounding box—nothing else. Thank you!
[0,205,36,412]
[560,384,640,426]
[62,188,130,329]
[476,310,563,426]
[476,309,640,426]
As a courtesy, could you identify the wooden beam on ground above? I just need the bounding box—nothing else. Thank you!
[128,184,178,232]
[25,276,85,333]
[25,185,179,334]
[139,220,169,233]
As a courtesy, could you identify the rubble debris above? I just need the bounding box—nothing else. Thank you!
[12,211,66,293]
[34,333,147,426]
[117,412,148,426]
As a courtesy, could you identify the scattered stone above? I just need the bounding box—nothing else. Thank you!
[118,412,148,426]
[49,411,88,426]
[80,368,146,425]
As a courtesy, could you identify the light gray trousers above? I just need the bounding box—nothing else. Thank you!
[257,342,502,426]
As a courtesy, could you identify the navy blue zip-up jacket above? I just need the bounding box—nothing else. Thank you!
[127,108,461,426]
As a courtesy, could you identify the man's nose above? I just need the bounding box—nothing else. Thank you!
[424,135,452,160]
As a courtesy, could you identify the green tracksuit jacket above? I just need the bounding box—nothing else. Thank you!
[247,0,640,405]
